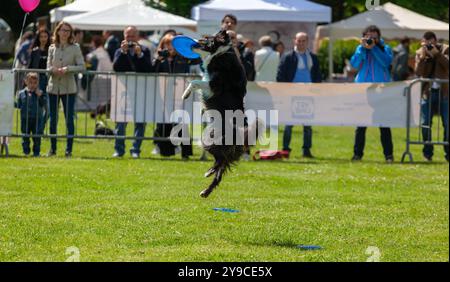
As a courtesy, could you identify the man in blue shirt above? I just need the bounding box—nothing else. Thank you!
[350,25,394,162]
[277,32,322,158]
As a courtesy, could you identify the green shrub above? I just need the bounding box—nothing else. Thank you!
[317,38,360,80]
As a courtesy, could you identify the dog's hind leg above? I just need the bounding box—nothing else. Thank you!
[200,165,225,198]
[204,161,220,178]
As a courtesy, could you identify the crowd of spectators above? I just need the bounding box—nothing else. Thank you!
[11,15,449,162]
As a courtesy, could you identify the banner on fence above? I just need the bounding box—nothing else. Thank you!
[110,75,195,124]
[111,76,421,128]
[0,70,14,136]
[246,80,421,128]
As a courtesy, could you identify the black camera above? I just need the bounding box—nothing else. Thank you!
[366,38,374,45]
[158,49,170,58]
[426,44,434,51]
[127,41,136,49]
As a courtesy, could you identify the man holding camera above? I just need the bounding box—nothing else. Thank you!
[350,25,394,163]
[112,26,153,158]
[415,31,449,162]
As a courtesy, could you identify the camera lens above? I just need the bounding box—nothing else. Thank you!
[426,44,433,51]
[366,38,373,45]
[158,49,170,58]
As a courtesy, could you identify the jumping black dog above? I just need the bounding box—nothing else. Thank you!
[182,30,261,198]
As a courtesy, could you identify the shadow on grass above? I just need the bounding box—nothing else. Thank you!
[78,155,209,163]
[2,154,448,165]
[239,239,319,250]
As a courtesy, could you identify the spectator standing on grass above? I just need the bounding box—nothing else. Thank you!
[103,31,120,62]
[86,35,113,72]
[349,25,394,163]
[221,14,256,82]
[15,31,34,69]
[255,35,279,82]
[392,37,411,81]
[222,15,255,160]
[152,33,194,161]
[14,31,34,92]
[242,39,256,81]
[46,22,86,158]
[112,26,153,159]
[273,41,285,57]
[277,32,322,159]
[28,29,51,133]
[15,72,46,157]
[415,31,449,162]
[225,29,253,160]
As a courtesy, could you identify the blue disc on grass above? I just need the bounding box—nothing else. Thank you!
[213,208,240,213]
[172,35,201,60]
[297,245,322,251]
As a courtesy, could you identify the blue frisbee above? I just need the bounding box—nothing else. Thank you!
[172,35,201,60]
[213,208,240,213]
[297,245,322,251]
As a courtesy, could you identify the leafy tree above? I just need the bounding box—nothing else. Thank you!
[1,0,447,39]
[309,0,448,23]
[147,0,208,18]
[0,0,62,38]
[150,0,448,23]
[48,0,73,6]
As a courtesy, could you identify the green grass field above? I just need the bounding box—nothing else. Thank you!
[0,113,448,262]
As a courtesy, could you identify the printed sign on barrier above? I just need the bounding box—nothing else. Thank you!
[0,70,14,136]
[110,77,421,128]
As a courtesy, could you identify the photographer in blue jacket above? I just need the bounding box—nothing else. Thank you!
[350,25,394,163]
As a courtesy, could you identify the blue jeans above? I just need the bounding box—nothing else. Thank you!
[114,122,146,156]
[49,94,76,154]
[21,116,42,156]
[38,74,49,133]
[421,89,449,159]
[283,125,312,152]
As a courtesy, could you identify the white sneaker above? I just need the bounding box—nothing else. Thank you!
[152,146,160,155]
[112,152,123,158]
[131,152,140,159]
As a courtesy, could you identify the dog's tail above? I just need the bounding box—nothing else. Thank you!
[200,118,265,198]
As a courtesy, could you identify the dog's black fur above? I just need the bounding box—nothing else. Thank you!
[192,30,257,198]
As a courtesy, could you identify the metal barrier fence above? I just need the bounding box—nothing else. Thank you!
[11,69,201,145]
[402,78,449,163]
[6,70,449,162]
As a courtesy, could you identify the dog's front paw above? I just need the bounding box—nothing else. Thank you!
[182,84,193,100]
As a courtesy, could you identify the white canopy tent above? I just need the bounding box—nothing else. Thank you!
[192,0,331,22]
[49,0,139,23]
[192,0,331,50]
[315,2,450,79]
[63,1,197,31]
